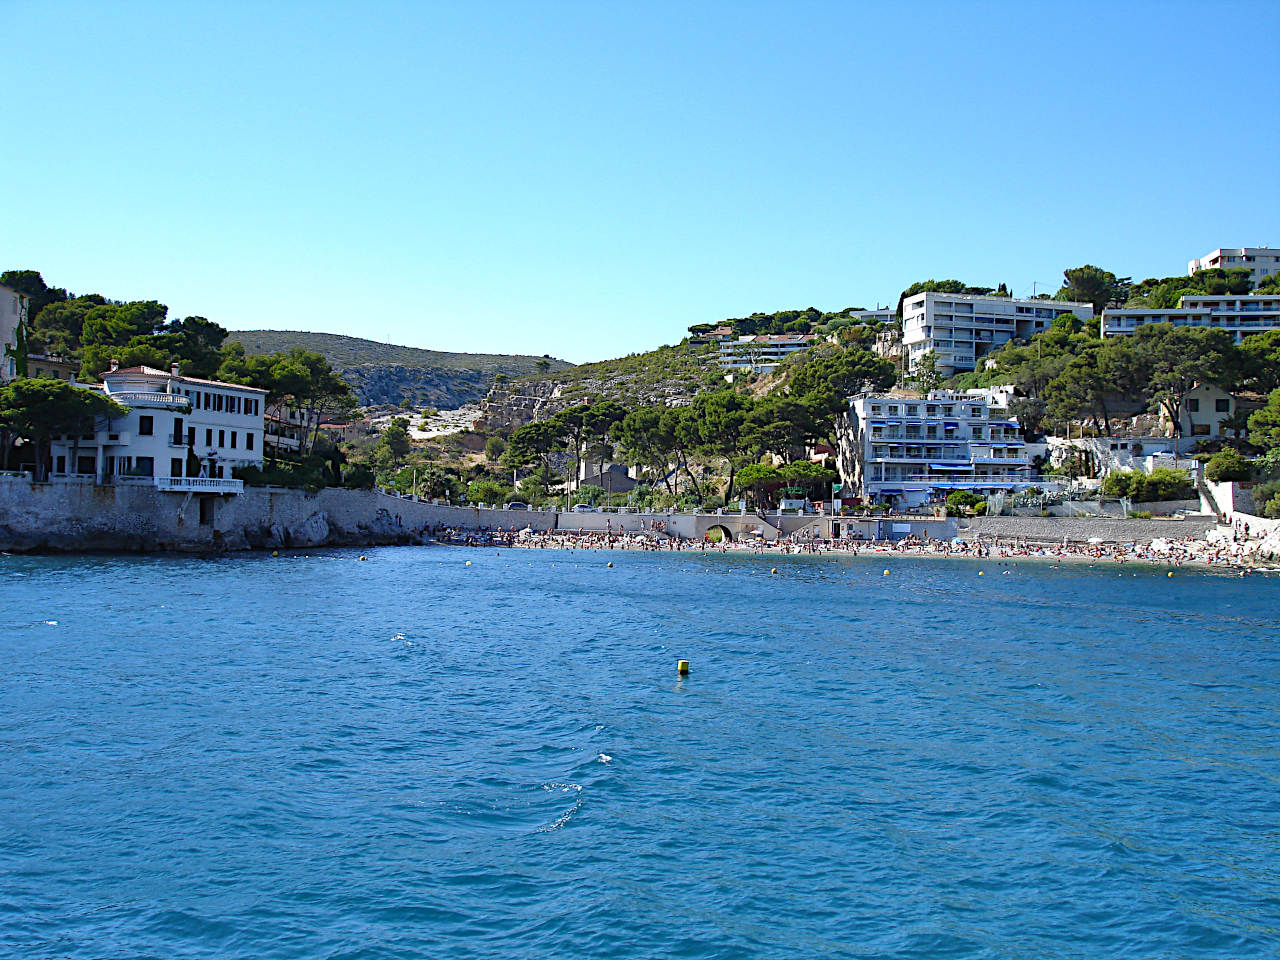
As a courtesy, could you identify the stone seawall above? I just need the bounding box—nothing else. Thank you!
[958,514,1217,544]
[0,478,556,553]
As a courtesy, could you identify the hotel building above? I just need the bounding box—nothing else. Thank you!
[901,292,1093,377]
[1101,294,1280,342]
[843,392,1033,507]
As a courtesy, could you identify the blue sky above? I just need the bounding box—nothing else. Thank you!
[3,1,1277,364]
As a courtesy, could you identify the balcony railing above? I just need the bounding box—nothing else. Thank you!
[154,477,243,494]
[108,392,192,410]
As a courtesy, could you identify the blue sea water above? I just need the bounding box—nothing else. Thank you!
[2,547,1279,960]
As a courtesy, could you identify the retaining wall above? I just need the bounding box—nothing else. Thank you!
[958,514,1218,544]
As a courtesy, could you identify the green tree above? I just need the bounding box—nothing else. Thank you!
[0,379,127,479]
[1204,448,1252,483]
[1055,265,1130,315]
[736,462,781,507]
[466,479,513,506]
[484,435,507,461]
[1128,325,1233,434]
[611,406,675,492]
[1248,388,1280,451]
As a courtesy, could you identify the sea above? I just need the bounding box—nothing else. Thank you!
[2,547,1279,959]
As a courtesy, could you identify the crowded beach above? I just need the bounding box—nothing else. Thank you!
[430,525,1271,572]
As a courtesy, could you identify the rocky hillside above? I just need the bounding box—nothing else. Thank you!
[226,330,572,407]
[476,340,721,431]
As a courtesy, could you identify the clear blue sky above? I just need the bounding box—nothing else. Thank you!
[3,1,1277,364]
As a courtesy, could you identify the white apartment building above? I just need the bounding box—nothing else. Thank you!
[1188,247,1279,286]
[901,292,1093,377]
[49,362,267,493]
[844,392,1033,508]
[718,333,815,372]
[1101,294,1280,342]
[1,283,30,383]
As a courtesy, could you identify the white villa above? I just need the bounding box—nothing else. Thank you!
[843,391,1034,508]
[48,362,266,493]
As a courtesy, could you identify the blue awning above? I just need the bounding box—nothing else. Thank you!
[944,421,960,427]
[930,463,974,471]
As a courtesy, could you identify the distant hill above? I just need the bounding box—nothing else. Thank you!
[226,330,573,408]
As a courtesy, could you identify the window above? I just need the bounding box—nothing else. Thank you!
[218,430,225,447]
[1215,398,1230,413]
[173,417,184,444]
[205,428,213,446]
[246,432,254,451]
[135,457,154,477]
[138,415,153,436]
[1188,399,1200,412]
[230,431,237,449]
[56,455,66,474]
[170,458,184,478]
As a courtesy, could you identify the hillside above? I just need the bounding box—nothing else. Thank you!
[225,330,572,407]
[477,340,722,430]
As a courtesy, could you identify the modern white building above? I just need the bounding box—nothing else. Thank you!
[901,292,1093,377]
[842,391,1034,507]
[717,333,815,372]
[1,283,30,383]
[1101,294,1280,342]
[1188,247,1279,286]
[49,362,267,493]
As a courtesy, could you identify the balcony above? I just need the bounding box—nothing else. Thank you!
[154,477,244,494]
[108,392,192,410]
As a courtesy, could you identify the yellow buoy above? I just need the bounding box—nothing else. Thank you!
[978,570,984,576]
[883,569,890,576]
[607,561,613,568]
[1167,570,1173,577]
[677,659,690,675]
[465,560,472,566]
[272,550,278,557]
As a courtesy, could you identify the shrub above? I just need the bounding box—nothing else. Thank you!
[945,490,983,516]
[1204,448,1253,483]
[1102,467,1193,502]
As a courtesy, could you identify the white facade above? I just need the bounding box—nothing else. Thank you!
[845,391,1033,507]
[1101,294,1280,342]
[717,333,815,372]
[0,283,30,383]
[901,292,1093,377]
[1160,382,1238,438]
[49,363,267,493]
[1188,247,1279,286]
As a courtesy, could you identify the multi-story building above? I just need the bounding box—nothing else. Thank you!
[1,283,30,383]
[1188,247,1279,286]
[717,333,815,372]
[48,362,266,492]
[1101,294,1280,342]
[901,292,1093,377]
[842,391,1034,507]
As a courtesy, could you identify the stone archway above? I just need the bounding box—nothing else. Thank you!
[705,523,733,543]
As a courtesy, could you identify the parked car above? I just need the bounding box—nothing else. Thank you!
[571,503,600,512]
[504,501,529,510]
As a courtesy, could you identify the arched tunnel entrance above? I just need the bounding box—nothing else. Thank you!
[704,524,734,543]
